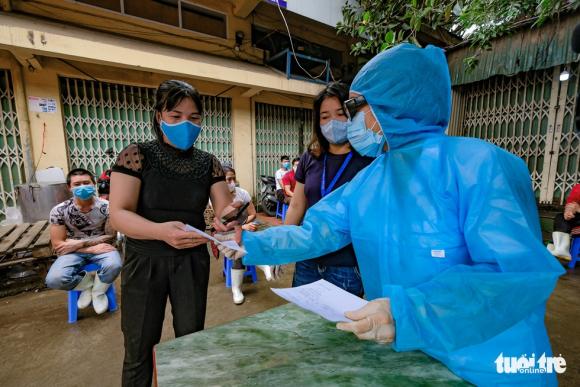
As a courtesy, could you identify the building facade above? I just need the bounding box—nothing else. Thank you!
[0,0,364,218]
[447,12,580,206]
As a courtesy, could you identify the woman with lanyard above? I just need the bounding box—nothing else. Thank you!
[109,80,239,387]
[285,82,374,295]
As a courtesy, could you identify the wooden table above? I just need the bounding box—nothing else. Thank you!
[0,221,54,297]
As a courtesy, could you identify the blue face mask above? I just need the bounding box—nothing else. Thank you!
[347,110,387,157]
[283,162,291,170]
[320,119,349,145]
[160,120,202,150]
[72,185,96,201]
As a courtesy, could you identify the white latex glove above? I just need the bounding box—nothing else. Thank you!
[214,230,247,260]
[336,298,395,344]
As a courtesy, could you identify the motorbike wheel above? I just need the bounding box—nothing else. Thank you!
[260,196,277,217]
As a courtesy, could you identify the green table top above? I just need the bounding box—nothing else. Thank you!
[154,304,469,386]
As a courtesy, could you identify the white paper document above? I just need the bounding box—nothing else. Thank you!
[271,279,368,322]
[184,225,246,253]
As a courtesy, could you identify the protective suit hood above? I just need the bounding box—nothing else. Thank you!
[351,44,451,150]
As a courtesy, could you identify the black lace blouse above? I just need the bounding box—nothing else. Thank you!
[112,141,225,255]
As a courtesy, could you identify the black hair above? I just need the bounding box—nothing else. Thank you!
[307,82,350,158]
[280,155,290,162]
[67,168,95,186]
[153,80,203,141]
[292,157,300,164]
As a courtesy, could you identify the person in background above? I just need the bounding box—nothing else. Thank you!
[109,80,238,387]
[223,166,275,303]
[46,168,121,315]
[285,82,373,295]
[275,156,291,203]
[548,183,580,260]
[282,158,300,204]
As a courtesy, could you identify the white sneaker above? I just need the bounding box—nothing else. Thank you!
[231,269,245,305]
[73,271,95,309]
[92,275,110,314]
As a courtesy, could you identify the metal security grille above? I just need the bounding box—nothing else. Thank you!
[60,77,232,175]
[0,69,26,220]
[255,102,312,193]
[199,96,232,165]
[452,63,580,205]
[60,78,155,175]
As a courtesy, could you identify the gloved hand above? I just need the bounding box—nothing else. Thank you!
[214,230,247,260]
[336,298,395,344]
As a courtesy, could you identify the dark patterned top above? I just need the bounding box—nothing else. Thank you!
[112,141,225,255]
[294,150,374,267]
[49,198,109,239]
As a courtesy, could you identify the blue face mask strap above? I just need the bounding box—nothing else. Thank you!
[321,151,353,197]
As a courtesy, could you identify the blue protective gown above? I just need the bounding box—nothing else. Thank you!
[243,44,565,386]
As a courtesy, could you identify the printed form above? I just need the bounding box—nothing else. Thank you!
[272,279,368,322]
[184,225,246,253]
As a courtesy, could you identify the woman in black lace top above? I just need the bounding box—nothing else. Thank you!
[109,80,236,387]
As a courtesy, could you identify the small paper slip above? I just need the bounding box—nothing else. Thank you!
[271,279,368,322]
[184,225,246,253]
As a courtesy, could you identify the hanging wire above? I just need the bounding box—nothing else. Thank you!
[273,0,329,81]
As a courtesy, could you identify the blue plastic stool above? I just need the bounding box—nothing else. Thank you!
[223,258,258,288]
[568,237,580,269]
[276,202,289,221]
[68,263,118,324]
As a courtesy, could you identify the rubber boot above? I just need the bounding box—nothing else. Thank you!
[547,231,571,260]
[92,274,111,314]
[231,269,245,305]
[74,271,95,309]
[257,265,273,281]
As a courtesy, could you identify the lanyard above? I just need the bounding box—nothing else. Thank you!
[321,152,353,197]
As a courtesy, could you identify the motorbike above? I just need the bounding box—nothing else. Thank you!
[97,169,111,200]
[259,175,278,217]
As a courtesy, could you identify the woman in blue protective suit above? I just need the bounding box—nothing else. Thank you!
[217,44,564,386]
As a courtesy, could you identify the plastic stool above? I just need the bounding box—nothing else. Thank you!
[276,202,289,221]
[223,258,258,288]
[68,263,118,323]
[568,237,580,269]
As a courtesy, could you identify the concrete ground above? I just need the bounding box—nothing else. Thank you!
[0,243,293,386]
[0,216,579,386]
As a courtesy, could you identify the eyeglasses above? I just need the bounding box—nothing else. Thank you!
[343,95,367,119]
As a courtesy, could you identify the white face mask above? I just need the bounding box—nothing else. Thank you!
[293,166,298,173]
[228,182,236,192]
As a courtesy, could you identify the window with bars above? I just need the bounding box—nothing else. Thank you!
[59,77,232,176]
[0,69,26,220]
